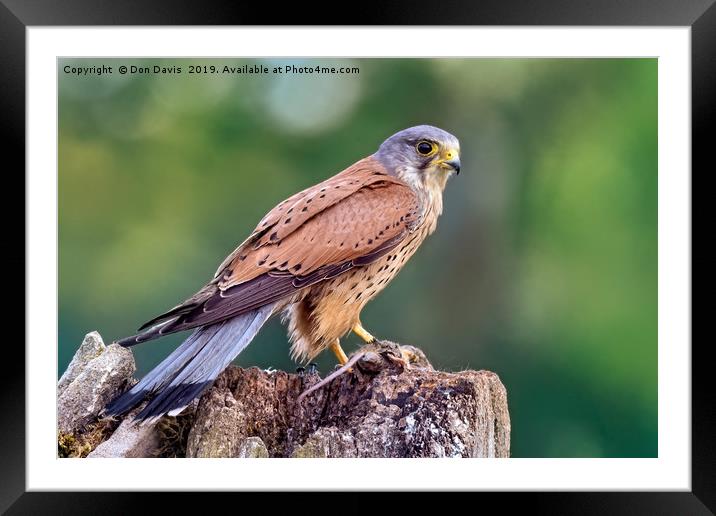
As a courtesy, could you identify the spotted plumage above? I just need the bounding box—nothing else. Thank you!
[105,125,460,421]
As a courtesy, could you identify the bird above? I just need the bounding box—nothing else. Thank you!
[103,124,461,423]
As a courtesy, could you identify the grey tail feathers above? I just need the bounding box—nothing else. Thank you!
[104,304,275,424]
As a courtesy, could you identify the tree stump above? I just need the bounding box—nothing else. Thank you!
[58,332,511,458]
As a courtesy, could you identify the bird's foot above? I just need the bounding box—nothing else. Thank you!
[297,342,416,403]
[307,363,319,375]
[352,322,378,344]
[329,339,349,366]
[295,366,306,377]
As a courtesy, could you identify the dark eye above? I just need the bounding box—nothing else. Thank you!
[416,141,434,156]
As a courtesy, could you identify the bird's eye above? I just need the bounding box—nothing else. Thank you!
[416,141,435,156]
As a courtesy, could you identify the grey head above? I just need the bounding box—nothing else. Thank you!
[373,125,461,191]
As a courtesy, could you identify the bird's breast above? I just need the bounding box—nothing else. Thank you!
[284,214,439,361]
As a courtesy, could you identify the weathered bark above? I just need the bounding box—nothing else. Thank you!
[58,332,511,458]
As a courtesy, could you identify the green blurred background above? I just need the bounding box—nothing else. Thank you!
[58,58,657,458]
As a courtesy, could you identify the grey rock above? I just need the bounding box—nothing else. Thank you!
[57,336,135,435]
[88,408,159,458]
[57,331,105,396]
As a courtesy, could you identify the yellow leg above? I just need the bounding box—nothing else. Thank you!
[352,321,377,344]
[329,339,349,365]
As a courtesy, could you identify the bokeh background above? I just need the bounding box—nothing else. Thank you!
[59,58,657,458]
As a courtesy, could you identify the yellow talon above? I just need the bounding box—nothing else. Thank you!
[352,322,377,344]
[329,339,349,365]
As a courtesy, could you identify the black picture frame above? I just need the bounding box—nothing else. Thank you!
[3,1,710,513]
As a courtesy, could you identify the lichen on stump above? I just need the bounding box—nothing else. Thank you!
[58,332,510,458]
[187,341,510,458]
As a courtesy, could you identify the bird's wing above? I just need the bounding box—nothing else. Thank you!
[134,156,420,337]
[212,156,407,278]
[218,156,420,288]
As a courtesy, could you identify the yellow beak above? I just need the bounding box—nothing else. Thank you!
[437,148,461,175]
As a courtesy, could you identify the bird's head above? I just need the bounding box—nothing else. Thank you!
[373,125,461,194]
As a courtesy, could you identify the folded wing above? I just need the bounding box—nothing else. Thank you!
[120,156,420,346]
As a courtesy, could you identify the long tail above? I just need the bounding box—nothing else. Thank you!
[104,303,275,423]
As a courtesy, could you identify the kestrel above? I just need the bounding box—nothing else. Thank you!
[105,125,461,421]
